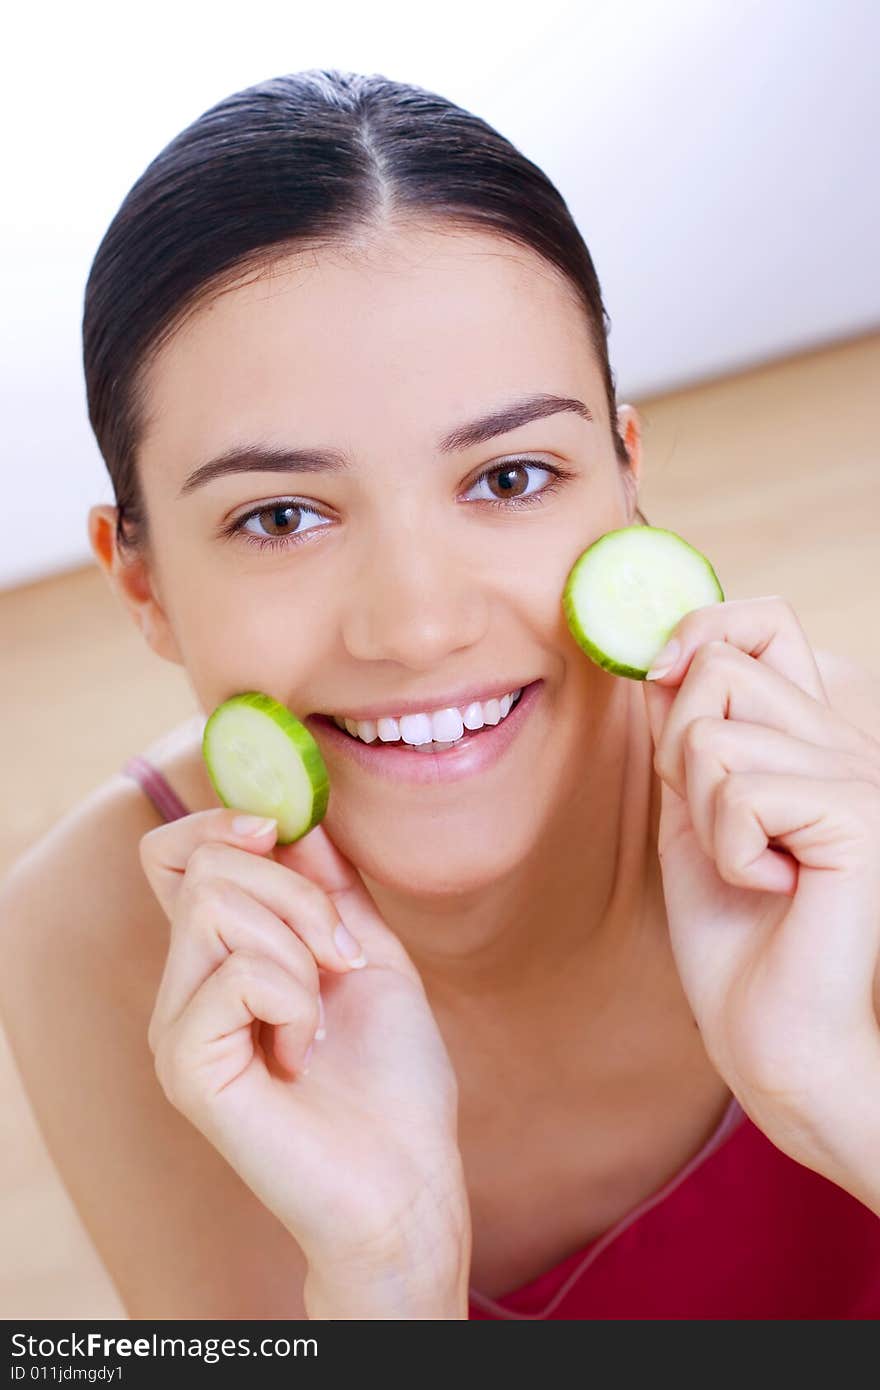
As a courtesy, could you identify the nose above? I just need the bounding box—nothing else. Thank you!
[340,521,489,668]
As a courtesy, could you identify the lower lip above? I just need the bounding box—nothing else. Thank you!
[305,680,545,785]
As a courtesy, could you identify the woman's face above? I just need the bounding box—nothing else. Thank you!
[105,224,642,894]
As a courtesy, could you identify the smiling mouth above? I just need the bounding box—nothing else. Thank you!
[304,678,544,785]
[326,687,526,751]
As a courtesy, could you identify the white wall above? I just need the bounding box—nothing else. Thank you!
[3,0,878,590]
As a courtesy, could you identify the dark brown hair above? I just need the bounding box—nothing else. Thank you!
[83,68,646,554]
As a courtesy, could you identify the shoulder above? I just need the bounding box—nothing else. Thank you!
[814,647,880,742]
[0,716,208,1100]
[0,720,308,1318]
[0,710,229,1019]
[1,713,214,933]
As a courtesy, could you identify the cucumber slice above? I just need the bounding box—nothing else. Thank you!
[202,692,330,844]
[562,526,724,679]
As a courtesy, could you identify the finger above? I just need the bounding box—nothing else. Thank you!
[642,594,831,769]
[681,716,871,869]
[712,773,880,983]
[140,807,280,919]
[652,640,873,800]
[155,950,317,1105]
[178,841,366,975]
[645,595,829,701]
[149,878,321,1049]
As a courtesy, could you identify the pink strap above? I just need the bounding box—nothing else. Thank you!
[121,756,190,822]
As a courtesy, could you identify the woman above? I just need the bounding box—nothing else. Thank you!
[2,69,879,1320]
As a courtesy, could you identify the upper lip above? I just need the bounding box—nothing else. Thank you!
[309,679,537,723]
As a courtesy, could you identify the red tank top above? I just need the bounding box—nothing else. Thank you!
[122,754,880,1318]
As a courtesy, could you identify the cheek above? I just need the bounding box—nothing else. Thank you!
[191,587,336,712]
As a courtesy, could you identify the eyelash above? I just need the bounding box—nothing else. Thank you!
[223,459,574,553]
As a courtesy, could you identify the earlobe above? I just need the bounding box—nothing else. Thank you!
[616,404,642,481]
[615,405,644,524]
[87,504,183,665]
[88,504,118,576]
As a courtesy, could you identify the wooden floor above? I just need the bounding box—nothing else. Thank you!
[1,331,878,1318]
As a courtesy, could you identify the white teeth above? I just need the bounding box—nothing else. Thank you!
[461,701,485,730]
[482,698,502,726]
[431,708,465,742]
[333,686,524,746]
[398,712,434,745]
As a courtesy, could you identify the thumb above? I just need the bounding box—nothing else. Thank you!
[139,807,279,919]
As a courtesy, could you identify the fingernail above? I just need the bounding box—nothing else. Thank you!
[333,922,368,968]
[646,638,680,681]
[315,993,326,1040]
[233,815,277,836]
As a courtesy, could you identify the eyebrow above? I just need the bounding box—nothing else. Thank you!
[177,392,594,497]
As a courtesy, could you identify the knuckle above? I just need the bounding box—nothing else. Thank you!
[691,640,722,674]
[188,874,232,919]
[153,1038,187,1109]
[186,842,226,886]
[282,872,339,947]
[716,855,747,888]
[768,593,794,619]
[717,771,751,815]
[760,593,804,637]
[224,947,264,983]
[298,874,335,926]
[683,715,718,757]
[275,932,318,990]
[232,948,295,995]
[138,826,160,873]
[259,916,318,987]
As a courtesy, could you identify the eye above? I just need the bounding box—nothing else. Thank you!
[465,459,568,509]
[222,458,572,553]
[226,500,333,551]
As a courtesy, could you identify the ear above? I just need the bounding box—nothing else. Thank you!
[615,403,643,522]
[88,505,183,665]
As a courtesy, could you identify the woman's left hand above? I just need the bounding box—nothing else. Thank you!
[642,596,880,1211]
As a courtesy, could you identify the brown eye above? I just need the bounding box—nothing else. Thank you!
[467,459,561,507]
[252,503,303,536]
[228,499,333,550]
[485,463,531,500]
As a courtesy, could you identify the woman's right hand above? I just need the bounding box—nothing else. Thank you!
[139,810,471,1297]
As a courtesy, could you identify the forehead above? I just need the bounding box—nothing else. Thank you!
[139,225,598,468]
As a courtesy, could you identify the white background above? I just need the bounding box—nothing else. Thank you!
[2,0,877,590]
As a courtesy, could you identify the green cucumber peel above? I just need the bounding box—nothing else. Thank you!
[202,691,330,844]
[562,525,724,680]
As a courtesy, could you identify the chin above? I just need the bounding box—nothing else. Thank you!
[326,811,531,899]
